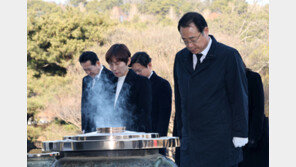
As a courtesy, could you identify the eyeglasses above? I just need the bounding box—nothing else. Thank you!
[180,32,202,45]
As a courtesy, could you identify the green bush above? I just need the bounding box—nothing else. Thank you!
[27,0,117,118]
[27,125,42,142]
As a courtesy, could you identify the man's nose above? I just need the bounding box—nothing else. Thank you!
[187,42,194,48]
[111,65,117,71]
[85,70,90,75]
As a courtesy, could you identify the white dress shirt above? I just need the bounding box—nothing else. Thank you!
[91,65,104,88]
[193,37,212,70]
[114,75,126,107]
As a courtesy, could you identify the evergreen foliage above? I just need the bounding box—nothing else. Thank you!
[27,0,116,116]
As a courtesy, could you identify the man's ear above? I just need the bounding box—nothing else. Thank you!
[127,57,131,66]
[203,27,209,36]
[147,62,152,70]
[96,61,101,66]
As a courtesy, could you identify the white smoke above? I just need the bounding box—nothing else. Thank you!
[84,73,134,130]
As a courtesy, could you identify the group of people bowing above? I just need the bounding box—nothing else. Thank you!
[79,12,268,167]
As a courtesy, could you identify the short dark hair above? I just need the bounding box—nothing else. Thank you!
[178,12,208,33]
[79,51,99,65]
[105,44,131,64]
[129,52,151,67]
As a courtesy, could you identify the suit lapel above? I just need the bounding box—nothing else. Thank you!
[180,49,194,74]
[149,71,158,85]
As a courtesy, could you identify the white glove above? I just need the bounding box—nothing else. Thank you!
[232,137,248,148]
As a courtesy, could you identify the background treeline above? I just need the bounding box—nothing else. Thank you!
[27,0,269,152]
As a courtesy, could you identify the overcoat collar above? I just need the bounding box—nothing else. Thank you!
[149,71,158,82]
[124,69,136,83]
[180,35,218,76]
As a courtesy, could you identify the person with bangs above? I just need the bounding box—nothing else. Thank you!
[105,44,152,132]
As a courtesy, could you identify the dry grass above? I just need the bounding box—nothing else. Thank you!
[45,62,85,128]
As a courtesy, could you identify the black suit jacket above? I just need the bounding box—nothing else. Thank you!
[81,66,116,133]
[114,69,152,132]
[150,72,172,136]
[239,69,269,167]
[173,35,248,167]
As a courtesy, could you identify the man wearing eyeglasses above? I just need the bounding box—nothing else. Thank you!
[173,12,248,167]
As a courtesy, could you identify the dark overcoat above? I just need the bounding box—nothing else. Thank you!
[150,72,172,155]
[173,35,248,167]
[150,72,172,137]
[81,66,116,133]
[114,69,152,132]
[238,70,269,167]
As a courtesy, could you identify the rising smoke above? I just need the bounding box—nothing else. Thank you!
[83,72,134,131]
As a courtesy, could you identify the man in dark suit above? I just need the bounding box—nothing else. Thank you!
[239,68,269,167]
[173,12,249,167]
[105,44,152,132]
[79,51,116,133]
[130,52,172,155]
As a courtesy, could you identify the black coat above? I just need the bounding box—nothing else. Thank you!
[81,66,116,133]
[150,72,172,137]
[173,35,248,167]
[238,70,269,167]
[114,69,152,132]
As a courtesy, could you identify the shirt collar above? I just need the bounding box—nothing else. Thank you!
[148,71,154,79]
[94,65,104,80]
[200,37,212,56]
[192,37,212,63]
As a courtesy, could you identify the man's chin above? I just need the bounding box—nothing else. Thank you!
[190,50,199,54]
[113,72,120,77]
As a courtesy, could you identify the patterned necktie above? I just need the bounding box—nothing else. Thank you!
[195,53,203,70]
